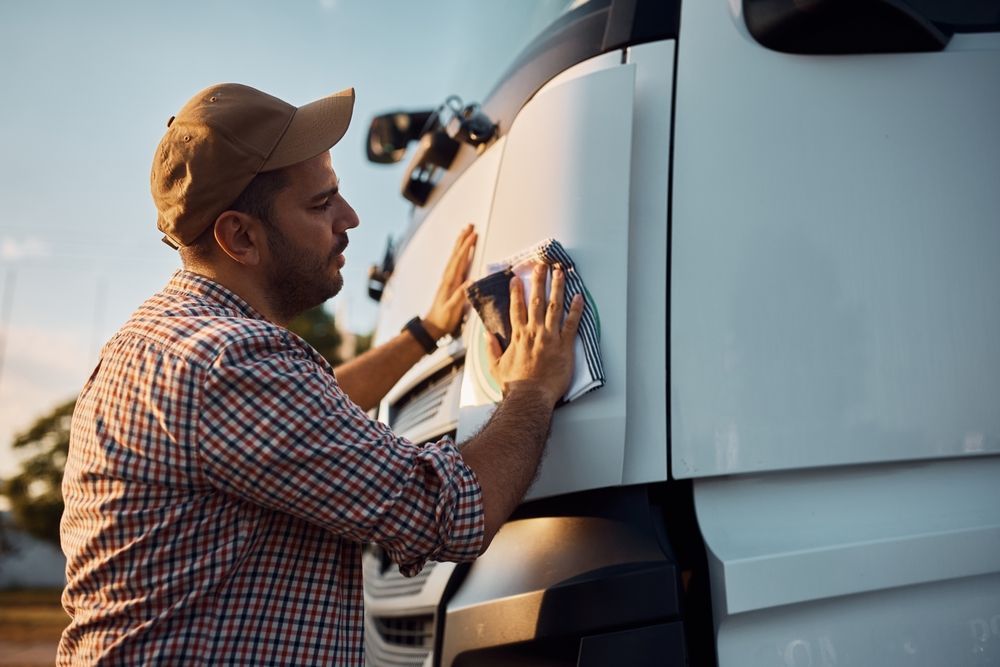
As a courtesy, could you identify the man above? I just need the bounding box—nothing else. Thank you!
[58,83,582,665]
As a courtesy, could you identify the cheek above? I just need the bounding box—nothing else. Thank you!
[301,213,335,241]
[274,217,325,255]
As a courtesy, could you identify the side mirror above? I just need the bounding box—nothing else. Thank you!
[401,130,461,206]
[366,110,435,164]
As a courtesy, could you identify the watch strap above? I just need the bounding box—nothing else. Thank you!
[402,316,437,355]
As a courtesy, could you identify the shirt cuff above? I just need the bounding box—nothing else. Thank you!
[394,437,485,577]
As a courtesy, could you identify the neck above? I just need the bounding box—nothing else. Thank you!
[183,261,288,326]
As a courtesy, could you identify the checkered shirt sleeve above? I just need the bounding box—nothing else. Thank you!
[58,271,483,665]
[198,333,484,574]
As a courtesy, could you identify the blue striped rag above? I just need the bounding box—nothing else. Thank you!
[467,238,605,402]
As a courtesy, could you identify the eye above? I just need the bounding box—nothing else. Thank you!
[313,200,333,211]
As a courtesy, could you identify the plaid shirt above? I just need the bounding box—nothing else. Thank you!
[58,270,484,666]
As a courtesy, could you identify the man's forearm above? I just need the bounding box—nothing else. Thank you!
[333,320,443,411]
[459,384,555,550]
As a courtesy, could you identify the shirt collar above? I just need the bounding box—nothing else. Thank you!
[164,270,269,321]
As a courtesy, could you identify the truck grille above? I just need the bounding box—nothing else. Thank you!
[366,361,464,665]
[388,362,462,436]
[374,614,434,647]
[364,557,436,599]
[365,613,434,667]
[363,549,445,666]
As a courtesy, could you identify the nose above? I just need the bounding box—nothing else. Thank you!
[338,198,360,232]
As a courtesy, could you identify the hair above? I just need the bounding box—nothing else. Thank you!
[180,167,290,264]
[228,168,289,225]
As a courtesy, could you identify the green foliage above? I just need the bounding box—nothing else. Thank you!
[287,305,343,366]
[2,398,75,548]
[354,331,373,357]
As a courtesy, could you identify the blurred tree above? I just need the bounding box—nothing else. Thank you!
[354,331,373,357]
[287,305,343,366]
[0,511,15,557]
[2,398,75,547]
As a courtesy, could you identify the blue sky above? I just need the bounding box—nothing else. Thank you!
[0,0,570,479]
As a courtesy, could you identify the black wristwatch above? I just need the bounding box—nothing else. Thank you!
[402,316,438,355]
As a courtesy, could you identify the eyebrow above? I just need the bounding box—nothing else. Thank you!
[308,183,339,203]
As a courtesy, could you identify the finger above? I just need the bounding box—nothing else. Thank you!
[445,286,468,315]
[445,230,476,293]
[509,275,527,328]
[527,262,548,326]
[444,225,475,281]
[562,294,584,343]
[545,264,566,330]
[438,230,468,290]
[453,225,475,265]
[450,224,473,257]
[447,284,467,308]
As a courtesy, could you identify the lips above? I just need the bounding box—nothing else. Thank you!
[331,235,349,266]
[333,234,349,256]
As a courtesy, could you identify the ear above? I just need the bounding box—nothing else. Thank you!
[212,211,266,266]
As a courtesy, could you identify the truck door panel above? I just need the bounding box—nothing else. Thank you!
[458,62,636,500]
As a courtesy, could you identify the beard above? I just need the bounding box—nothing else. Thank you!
[263,225,346,323]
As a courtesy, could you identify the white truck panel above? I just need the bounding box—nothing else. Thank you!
[717,571,1000,666]
[695,456,1000,616]
[671,0,1000,477]
[375,140,505,417]
[458,63,636,499]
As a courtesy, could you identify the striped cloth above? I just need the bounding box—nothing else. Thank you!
[468,238,605,402]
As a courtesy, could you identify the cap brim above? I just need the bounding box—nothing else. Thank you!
[262,87,355,171]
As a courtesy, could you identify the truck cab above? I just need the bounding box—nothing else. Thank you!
[362,1,1000,664]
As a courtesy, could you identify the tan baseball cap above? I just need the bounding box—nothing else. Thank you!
[151,83,355,248]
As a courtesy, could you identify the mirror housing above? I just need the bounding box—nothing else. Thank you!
[366,110,435,164]
[367,236,395,302]
[401,130,461,206]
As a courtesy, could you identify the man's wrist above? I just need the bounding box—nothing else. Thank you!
[502,380,560,410]
[420,318,446,341]
[402,317,438,354]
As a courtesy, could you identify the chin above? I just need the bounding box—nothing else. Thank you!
[328,271,344,298]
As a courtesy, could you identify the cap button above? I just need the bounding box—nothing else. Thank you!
[166,115,175,127]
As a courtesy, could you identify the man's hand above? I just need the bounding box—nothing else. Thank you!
[487,262,584,408]
[422,224,477,339]
[460,261,584,550]
[335,225,476,409]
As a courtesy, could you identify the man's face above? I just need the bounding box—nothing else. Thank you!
[261,151,359,322]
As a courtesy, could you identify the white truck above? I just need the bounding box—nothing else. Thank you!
[360,0,1000,664]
